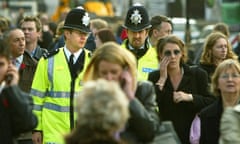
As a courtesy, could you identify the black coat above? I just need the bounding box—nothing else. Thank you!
[148,64,215,144]
[199,97,222,144]
[0,85,37,144]
[199,63,217,83]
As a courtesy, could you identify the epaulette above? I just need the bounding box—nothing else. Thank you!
[88,51,92,58]
[84,48,92,58]
[43,49,60,59]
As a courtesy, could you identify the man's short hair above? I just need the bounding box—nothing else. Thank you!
[19,16,42,32]
[149,15,173,37]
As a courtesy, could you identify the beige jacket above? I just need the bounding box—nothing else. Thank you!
[219,104,240,144]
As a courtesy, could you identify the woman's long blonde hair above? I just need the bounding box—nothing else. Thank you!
[83,42,137,91]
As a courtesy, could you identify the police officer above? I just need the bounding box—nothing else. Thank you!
[121,3,158,80]
[31,7,91,144]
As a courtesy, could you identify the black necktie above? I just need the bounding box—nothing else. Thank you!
[69,54,74,71]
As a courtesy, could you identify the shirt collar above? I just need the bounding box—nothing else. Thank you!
[16,55,23,64]
[30,47,36,57]
[63,45,83,64]
[0,81,5,94]
[13,55,23,70]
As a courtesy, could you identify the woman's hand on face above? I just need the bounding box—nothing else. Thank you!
[156,56,170,90]
[159,56,170,80]
[120,68,135,101]
[173,91,193,103]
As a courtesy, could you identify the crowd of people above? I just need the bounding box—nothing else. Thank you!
[1,2,240,144]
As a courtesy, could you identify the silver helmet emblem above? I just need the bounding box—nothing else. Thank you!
[130,9,142,25]
[82,12,90,26]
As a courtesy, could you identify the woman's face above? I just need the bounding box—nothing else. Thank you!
[98,60,123,82]
[218,68,240,96]
[211,38,228,62]
[161,43,182,69]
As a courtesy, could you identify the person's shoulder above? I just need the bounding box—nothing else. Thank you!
[199,98,220,118]
[148,70,159,82]
[136,80,155,95]
[43,48,60,59]
[40,47,48,53]
[187,64,208,76]
[137,80,153,87]
[83,48,92,58]
[36,45,48,53]
[149,69,159,75]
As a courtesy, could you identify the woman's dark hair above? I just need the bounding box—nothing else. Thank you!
[95,28,116,43]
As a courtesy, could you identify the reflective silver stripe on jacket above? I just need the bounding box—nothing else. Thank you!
[44,102,70,112]
[47,91,79,98]
[47,91,70,98]
[31,88,79,98]
[33,104,43,111]
[48,56,54,90]
[31,89,46,98]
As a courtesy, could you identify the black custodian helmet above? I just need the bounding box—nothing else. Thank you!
[63,6,91,33]
[123,3,151,32]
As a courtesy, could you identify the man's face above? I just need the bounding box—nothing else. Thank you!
[20,21,40,44]
[0,56,9,83]
[9,29,25,58]
[157,22,172,38]
[64,29,89,52]
[127,29,148,49]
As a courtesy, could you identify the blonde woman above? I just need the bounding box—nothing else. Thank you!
[190,59,240,144]
[83,42,159,143]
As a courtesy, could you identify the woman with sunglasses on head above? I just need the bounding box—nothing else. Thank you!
[190,59,240,144]
[199,32,238,84]
[148,35,215,144]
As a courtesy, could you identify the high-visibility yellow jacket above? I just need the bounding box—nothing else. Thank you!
[121,39,159,81]
[30,48,91,144]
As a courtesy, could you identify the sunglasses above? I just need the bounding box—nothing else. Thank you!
[164,49,181,56]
